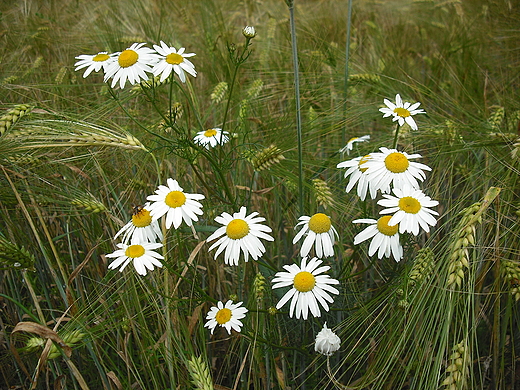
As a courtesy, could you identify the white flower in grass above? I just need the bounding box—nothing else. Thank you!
[207,206,274,266]
[353,216,403,261]
[242,26,256,39]
[194,128,229,149]
[378,186,439,236]
[114,203,163,244]
[272,257,339,320]
[337,154,377,201]
[103,43,160,89]
[106,242,164,276]
[362,147,431,193]
[293,213,338,259]
[339,135,370,155]
[204,300,248,335]
[315,323,341,356]
[379,93,426,130]
[152,41,196,83]
[74,52,116,78]
[146,178,205,229]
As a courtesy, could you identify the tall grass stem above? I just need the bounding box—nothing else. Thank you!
[288,2,304,215]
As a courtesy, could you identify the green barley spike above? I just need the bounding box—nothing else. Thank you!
[446,203,480,289]
[239,99,249,121]
[210,81,228,104]
[501,260,520,301]
[187,355,214,390]
[248,145,285,171]
[488,106,504,131]
[409,247,434,287]
[348,73,381,85]
[441,339,469,390]
[0,104,32,137]
[312,178,333,209]
[247,79,264,99]
[0,237,36,271]
[253,272,267,301]
[70,195,107,213]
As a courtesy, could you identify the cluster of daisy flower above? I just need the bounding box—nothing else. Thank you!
[337,94,439,261]
[74,43,232,150]
[74,41,197,88]
[87,29,340,354]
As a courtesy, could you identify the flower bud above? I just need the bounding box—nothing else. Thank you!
[242,26,256,39]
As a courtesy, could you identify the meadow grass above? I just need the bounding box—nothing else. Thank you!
[0,0,519,389]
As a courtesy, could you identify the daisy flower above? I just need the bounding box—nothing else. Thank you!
[114,203,163,244]
[74,51,116,78]
[315,323,341,356]
[293,213,338,258]
[146,178,205,229]
[337,154,377,201]
[339,135,370,155]
[204,300,248,335]
[379,93,426,130]
[353,216,403,261]
[207,206,274,266]
[378,186,439,236]
[106,242,164,276]
[193,128,229,149]
[272,257,339,320]
[103,43,159,89]
[152,41,196,83]
[362,147,432,193]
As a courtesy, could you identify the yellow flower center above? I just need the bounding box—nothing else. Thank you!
[125,244,145,258]
[358,155,371,172]
[166,52,184,65]
[132,209,152,228]
[384,152,409,173]
[293,271,316,292]
[204,129,218,137]
[118,49,139,68]
[348,137,359,143]
[308,213,331,234]
[226,219,250,240]
[93,53,110,62]
[165,191,186,208]
[398,196,421,214]
[376,216,399,236]
[215,308,232,324]
[394,107,411,118]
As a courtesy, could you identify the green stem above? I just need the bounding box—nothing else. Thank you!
[342,0,353,147]
[392,123,400,149]
[288,3,304,216]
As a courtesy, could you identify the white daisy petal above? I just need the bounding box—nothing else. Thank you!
[293,213,337,259]
[204,300,248,335]
[272,256,340,320]
[146,178,205,230]
[377,185,439,236]
[207,207,273,266]
[380,93,426,130]
[103,43,160,89]
[106,242,164,275]
[353,217,403,261]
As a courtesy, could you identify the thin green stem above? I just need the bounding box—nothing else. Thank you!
[288,3,304,216]
[343,0,353,147]
[392,123,400,149]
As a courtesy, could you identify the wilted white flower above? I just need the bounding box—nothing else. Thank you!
[315,323,341,356]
